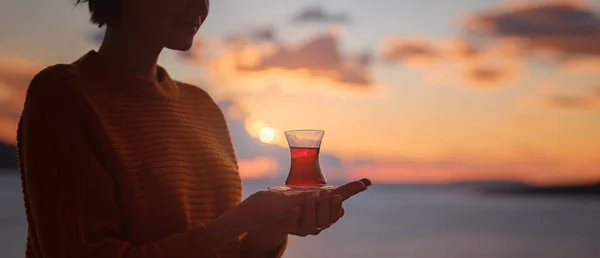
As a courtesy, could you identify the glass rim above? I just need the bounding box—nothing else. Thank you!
[284,129,325,134]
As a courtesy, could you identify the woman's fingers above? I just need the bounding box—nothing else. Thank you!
[298,193,318,236]
[332,178,371,201]
[287,192,311,207]
[309,194,342,236]
[330,194,343,223]
[317,190,331,228]
[287,206,301,232]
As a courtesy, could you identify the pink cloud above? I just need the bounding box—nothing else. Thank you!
[345,156,599,186]
[189,28,386,100]
[237,156,279,179]
[0,116,18,145]
[237,31,374,88]
[526,86,600,110]
[559,56,600,75]
[465,66,513,87]
[380,37,440,66]
[0,53,43,144]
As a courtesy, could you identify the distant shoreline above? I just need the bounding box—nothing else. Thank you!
[479,183,600,198]
[0,142,18,170]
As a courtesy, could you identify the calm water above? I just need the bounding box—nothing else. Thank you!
[1,172,599,258]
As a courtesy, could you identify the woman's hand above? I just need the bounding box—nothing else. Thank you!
[240,193,336,252]
[291,178,372,236]
[238,190,309,227]
[242,178,372,252]
[207,189,309,250]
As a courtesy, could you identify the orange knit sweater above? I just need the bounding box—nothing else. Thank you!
[17,51,286,258]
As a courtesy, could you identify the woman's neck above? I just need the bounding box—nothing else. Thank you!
[97,27,163,81]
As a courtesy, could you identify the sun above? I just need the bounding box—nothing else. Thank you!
[258,127,276,143]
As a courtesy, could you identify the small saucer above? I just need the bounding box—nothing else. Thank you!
[268,185,338,194]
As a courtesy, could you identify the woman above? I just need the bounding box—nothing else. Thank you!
[17,0,371,257]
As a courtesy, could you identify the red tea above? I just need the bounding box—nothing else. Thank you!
[285,147,327,186]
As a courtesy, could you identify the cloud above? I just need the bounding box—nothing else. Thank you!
[239,27,278,42]
[466,66,512,86]
[191,28,382,99]
[527,86,600,109]
[542,95,594,108]
[380,38,440,66]
[464,1,600,57]
[379,37,521,89]
[292,6,351,24]
[237,31,373,87]
[223,27,279,46]
[179,27,279,63]
[345,160,597,186]
[237,156,279,179]
[559,56,600,75]
[0,54,42,144]
[0,115,19,145]
[378,1,600,90]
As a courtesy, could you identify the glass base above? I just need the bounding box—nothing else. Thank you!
[268,185,338,194]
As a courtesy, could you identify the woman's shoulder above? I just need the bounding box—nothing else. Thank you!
[24,63,88,110]
[28,63,82,95]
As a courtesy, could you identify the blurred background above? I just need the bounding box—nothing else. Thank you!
[1,0,599,257]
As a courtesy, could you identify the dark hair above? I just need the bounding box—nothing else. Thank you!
[76,0,121,28]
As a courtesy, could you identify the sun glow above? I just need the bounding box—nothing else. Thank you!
[258,127,276,143]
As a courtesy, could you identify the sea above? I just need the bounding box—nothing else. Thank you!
[1,172,599,258]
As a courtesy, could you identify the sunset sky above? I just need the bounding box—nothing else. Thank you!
[1,0,599,185]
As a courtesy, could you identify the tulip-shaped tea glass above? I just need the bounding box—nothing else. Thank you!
[268,130,337,193]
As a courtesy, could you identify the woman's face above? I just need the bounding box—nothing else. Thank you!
[120,0,209,51]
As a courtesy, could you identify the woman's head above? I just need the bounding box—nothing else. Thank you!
[77,0,209,51]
